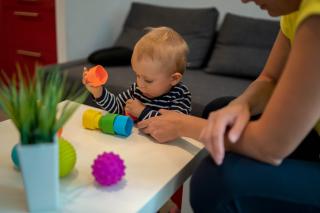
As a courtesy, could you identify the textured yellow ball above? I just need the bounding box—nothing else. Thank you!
[59,138,76,177]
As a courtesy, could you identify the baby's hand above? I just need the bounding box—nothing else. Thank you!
[82,67,103,99]
[125,99,145,118]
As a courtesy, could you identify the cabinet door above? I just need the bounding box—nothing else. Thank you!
[2,0,54,10]
[0,0,4,72]
[1,0,56,77]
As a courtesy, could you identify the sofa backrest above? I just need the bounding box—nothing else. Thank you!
[114,2,219,69]
[88,3,279,80]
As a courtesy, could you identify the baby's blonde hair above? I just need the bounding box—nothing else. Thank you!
[132,26,189,74]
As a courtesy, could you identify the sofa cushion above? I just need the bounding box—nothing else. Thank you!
[115,2,219,69]
[88,47,132,66]
[205,13,279,79]
[207,45,271,79]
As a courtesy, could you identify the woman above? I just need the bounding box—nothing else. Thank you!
[138,0,320,212]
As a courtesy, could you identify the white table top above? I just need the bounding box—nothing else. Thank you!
[0,103,205,213]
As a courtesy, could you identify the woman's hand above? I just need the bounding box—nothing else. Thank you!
[82,67,103,99]
[125,99,145,118]
[137,109,185,143]
[200,102,250,165]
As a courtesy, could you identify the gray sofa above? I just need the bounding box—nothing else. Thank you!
[55,3,279,117]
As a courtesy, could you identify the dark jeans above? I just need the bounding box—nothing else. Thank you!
[190,97,320,213]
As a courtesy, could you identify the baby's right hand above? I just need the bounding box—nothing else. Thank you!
[82,67,103,99]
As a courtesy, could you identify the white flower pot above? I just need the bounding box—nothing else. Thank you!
[17,137,60,212]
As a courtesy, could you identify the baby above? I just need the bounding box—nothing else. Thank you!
[83,26,191,121]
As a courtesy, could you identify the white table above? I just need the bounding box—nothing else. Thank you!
[0,104,205,213]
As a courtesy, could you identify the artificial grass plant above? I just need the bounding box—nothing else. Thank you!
[0,65,88,144]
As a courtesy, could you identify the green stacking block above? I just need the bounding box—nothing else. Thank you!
[99,113,118,134]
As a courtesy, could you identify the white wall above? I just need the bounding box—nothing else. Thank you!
[57,0,277,62]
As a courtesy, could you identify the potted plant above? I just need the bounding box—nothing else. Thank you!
[0,66,88,212]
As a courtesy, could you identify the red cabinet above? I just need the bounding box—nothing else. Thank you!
[0,0,57,78]
[0,1,4,73]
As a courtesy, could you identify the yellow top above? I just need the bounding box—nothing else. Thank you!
[280,0,320,135]
[280,0,320,45]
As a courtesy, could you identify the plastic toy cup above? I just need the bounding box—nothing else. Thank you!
[11,144,20,169]
[99,113,118,134]
[113,115,134,137]
[85,65,108,87]
[83,109,102,129]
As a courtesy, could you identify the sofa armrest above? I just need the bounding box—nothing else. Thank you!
[88,46,132,66]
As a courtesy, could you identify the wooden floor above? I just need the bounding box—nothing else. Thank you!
[0,110,7,121]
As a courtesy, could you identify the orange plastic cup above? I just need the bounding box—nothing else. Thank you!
[85,65,108,87]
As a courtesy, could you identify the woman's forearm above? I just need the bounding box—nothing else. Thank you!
[225,121,283,165]
[231,32,290,116]
[178,115,207,141]
[230,78,275,116]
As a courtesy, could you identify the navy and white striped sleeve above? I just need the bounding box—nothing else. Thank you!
[137,84,192,121]
[93,85,135,114]
[138,107,161,121]
[170,88,192,114]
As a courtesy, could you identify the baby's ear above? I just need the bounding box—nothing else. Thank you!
[170,72,182,86]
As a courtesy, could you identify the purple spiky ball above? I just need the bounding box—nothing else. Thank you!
[91,152,126,186]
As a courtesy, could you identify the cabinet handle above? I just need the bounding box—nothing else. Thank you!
[13,11,39,17]
[17,50,42,58]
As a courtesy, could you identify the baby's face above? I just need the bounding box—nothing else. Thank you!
[131,57,175,99]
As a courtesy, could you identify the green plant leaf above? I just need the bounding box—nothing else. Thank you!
[0,65,88,144]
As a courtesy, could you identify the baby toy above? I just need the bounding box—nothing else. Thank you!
[85,65,109,87]
[82,109,134,137]
[57,128,63,137]
[91,152,126,186]
[11,144,20,169]
[11,138,76,177]
[59,137,77,177]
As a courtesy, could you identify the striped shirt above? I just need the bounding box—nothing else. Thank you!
[93,82,192,121]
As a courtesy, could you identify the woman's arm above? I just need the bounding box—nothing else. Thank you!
[137,109,207,143]
[231,30,290,116]
[199,31,292,165]
[227,16,320,165]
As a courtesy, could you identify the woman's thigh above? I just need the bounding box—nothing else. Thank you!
[190,153,320,213]
[191,97,320,212]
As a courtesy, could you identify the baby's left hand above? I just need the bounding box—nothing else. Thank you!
[125,99,145,118]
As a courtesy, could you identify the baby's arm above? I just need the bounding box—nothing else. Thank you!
[138,107,161,121]
[138,85,192,121]
[82,67,134,114]
[94,85,134,114]
[170,90,192,114]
